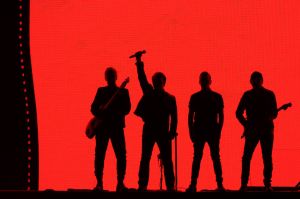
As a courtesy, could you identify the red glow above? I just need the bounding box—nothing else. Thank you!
[30,0,300,191]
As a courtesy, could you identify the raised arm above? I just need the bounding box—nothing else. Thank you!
[135,60,153,94]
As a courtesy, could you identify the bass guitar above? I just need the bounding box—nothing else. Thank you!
[241,102,292,138]
[85,77,130,139]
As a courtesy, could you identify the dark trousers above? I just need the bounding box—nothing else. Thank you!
[241,127,274,187]
[190,133,223,186]
[94,126,126,186]
[138,125,175,189]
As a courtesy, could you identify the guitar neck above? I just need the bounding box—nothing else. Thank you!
[277,107,284,113]
[277,103,291,113]
[103,87,123,109]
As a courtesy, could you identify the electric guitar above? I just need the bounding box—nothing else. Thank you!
[241,102,292,139]
[85,77,130,139]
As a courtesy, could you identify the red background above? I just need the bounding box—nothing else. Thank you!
[30,0,300,191]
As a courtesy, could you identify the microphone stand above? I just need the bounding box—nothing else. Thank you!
[174,135,178,191]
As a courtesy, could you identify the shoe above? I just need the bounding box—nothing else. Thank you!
[93,184,103,191]
[239,185,248,192]
[137,185,147,192]
[116,183,128,192]
[217,184,226,192]
[264,186,273,192]
[186,184,197,192]
[166,186,175,192]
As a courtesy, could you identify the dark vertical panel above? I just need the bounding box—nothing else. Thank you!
[0,0,38,190]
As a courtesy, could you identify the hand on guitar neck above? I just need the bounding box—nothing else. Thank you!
[278,102,292,111]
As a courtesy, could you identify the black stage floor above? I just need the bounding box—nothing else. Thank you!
[0,187,299,199]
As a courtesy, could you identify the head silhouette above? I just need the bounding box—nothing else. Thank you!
[199,71,212,89]
[105,67,117,86]
[152,72,166,90]
[250,71,263,88]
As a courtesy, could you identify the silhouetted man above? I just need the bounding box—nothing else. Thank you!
[134,55,177,191]
[186,72,224,192]
[236,71,277,192]
[91,67,131,192]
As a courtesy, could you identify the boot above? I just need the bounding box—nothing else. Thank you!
[116,182,128,192]
[217,183,225,192]
[186,184,197,192]
[93,183,103,191]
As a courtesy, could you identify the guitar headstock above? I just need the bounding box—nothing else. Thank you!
[120,77,130,88]
[281,102,292,110]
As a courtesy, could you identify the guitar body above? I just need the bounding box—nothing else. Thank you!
[85,117,104,139]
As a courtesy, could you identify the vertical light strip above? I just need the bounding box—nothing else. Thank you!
[18,0,31,191]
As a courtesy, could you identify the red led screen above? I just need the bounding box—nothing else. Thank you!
[30,0,300,191]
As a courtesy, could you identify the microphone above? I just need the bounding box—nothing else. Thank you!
[129,50,146,59]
